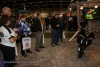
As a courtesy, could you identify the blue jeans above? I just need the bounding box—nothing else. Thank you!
[51,29,59,44]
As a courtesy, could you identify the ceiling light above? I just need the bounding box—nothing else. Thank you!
[95,5,98,8]
[80,7,83,10]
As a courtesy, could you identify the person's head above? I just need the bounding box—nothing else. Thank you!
[55,13,59,19]
[59,15,63,19]
[34,13,37,18]
[2,7,11,17]
[0,15,11,26]
[37,13,42,20]
[20,15,27,21]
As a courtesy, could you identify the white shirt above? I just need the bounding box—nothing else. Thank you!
[0,26,16,47]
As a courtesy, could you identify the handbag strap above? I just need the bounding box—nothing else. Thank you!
[3,25,11,34]
[3,25,15,39]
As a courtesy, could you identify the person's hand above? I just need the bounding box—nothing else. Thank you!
[13,28,18,33]
[24,33,28,37]
[29,23,31,26]
[15,33,18,38]
[56,24,59,27]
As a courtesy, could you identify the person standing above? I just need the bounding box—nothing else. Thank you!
[18,15,32,57]
[51,14,60,47]
[45,16,50,30]
[0,15,18,67]
[33,13,45,52]
[59,16,65,42]
[0,7,11,27]
[1,7,15,29]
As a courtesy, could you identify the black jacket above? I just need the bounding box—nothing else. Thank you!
[59,19,66,31]
[33,18,42,32]
[51,17,60,30]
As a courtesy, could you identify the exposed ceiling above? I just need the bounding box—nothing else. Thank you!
[0,0,72,11]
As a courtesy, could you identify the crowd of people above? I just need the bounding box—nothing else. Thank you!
[0,6,92,67]
[0,7,67,67]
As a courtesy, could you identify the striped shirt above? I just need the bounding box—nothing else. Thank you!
[18,20,31,36]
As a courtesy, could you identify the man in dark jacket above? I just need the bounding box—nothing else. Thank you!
[51,14,60,47]
[33,13,45,52]
[59,16,65,42]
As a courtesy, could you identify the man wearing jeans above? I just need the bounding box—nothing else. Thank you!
[51,14,60,47]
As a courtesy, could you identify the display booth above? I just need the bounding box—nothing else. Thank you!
[69,0,100,31]
[68,0,100,41]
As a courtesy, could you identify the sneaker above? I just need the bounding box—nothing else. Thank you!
[22,54,28,57]
[39,46,45,48]
[51,44,55,47]
[27,51,32,53]
[35,49,40,52]
[55,43,60,45]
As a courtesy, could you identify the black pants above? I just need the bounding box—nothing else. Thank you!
[20,35,31,55]
[46,24,49,30]
[0,44,15,67]
[59,30,63,42]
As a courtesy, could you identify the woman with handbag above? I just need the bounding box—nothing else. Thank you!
[18,15,32,57]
